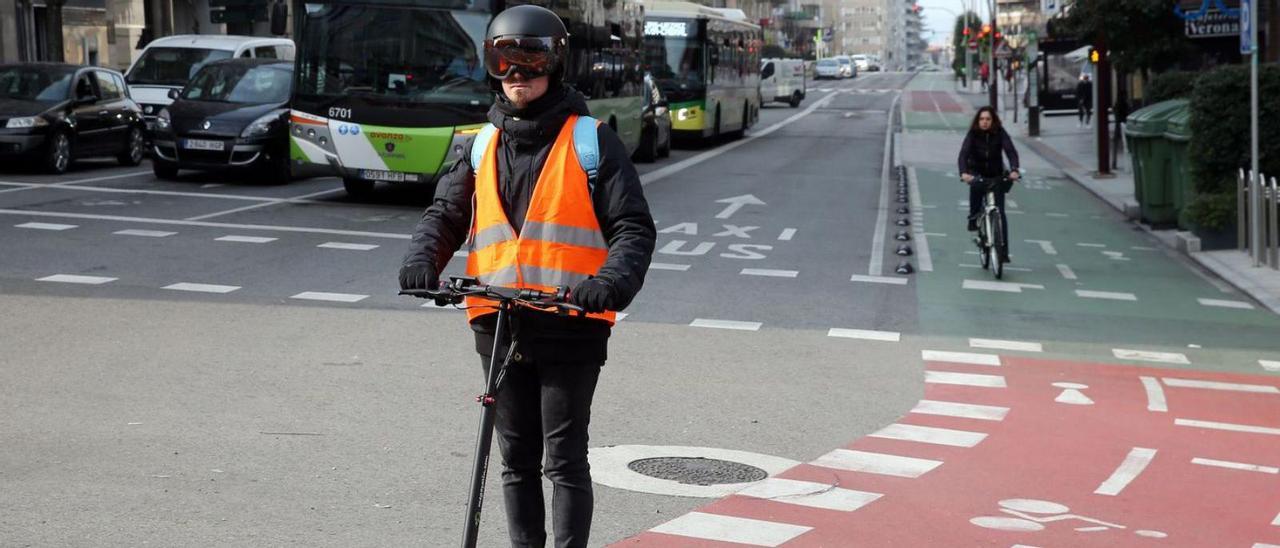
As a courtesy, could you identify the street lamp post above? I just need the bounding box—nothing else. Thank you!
[988,0,998,109]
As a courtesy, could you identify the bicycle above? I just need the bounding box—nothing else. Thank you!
[401,276,584,548]
[969,174,1013,279]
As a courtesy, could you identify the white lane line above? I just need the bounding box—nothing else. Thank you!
[1077,243,1107,248]
[1261,360,1280,372]
[318,242,380,251]
[215,235,278,244]
[778,228,797,241]
[185,188,345,221]
[1255,543,1280,548]
[1162,378,1280,394]
[1132,246,1159,251]
[828,328,901,342]
[870,423,988,447]
[1113,349,1190,365]
[649,262,691,271]
[963,280,1045,293]
[925,370,1007,388]
[114,229,177,237]
[812,449,943,478]
[1056,264,1078,280]
[1273,512,1280,526]
[16,222,77,231]
[924,232,948,237]
[163,282,241,294]
[290,291,369,303]
[1197,298,1256,310]
[36,274,117,285]
[5,181,336,204]
[690,318,762,331]
[649,512,811,547]
[1094,447,1158,496]
[614,312,628,321]
[1025,239,1058,255]
[1140,376,1168,412]
[851,274,909,285]
[969,338,1043,353]
[1077,290,1138,301]
[0,209,414,240]
[1175,418,1280,436]
[0,169,152,194]
[1046,212,1070,218]
[911,399,1009,421]
[923,350,1001,366]
[640,91,838,187]
[740,268,799,278]
[906,167,933,272]
[1190,457,1279,474]
[734,478,883,512]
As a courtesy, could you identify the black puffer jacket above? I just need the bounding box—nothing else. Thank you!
[402,86,656,364]
[958,127,1020,178]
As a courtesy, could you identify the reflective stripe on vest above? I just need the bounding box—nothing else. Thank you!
[464,115,615,324]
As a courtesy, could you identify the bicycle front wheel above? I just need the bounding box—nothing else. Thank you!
[989,214,1005,279]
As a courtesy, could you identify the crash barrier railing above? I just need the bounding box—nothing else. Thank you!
[1237,169,1280,269]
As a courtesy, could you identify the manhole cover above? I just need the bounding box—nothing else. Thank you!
[627,457,768,486]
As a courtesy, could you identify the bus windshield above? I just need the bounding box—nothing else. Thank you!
[295,3,489,107]
[644,34,704,101]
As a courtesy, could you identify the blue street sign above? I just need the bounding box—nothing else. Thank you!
[1240,0,1252,54]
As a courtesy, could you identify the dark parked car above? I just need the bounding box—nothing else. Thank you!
[0,63,146,173]
[634,73,671,163]
[150,58,292,181]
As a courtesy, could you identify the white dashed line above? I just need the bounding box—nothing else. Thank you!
[290,291,368,303]
[922,350,1002,366]
[1025,239,1058,255]
[1175,418,1280,436]
[870,423,988,447]
[969,338,1043,353]
[649,262,691,271]
[1140,377,1168,412]
[963,280,1045,293]
[16,222,77,231]
[923,232,948,237]
[650,512,811,546]
[114,229,177,237]
[1261,360,1280,372]
[1162,378,1280,394]
[851,274,909,285]
[1094,447,1158,496]
[1076,290,1137,301]
[216,235,278,244]
[163,282,241,294]
[690,318,761,331]
[740,268,798,278]
[734,478,883,512]
[925,370,1007,388]
[318,242,379,251]
[1077,243,1107,248]
[1197,298,1256,310]
[828,328,900,342]
[778,228,797,241]
[1046,212,1070,218]
[911,399,1009,421]
[1056,264,1078,280]
[1132,246,1158,251]
[1113,349,1190,365]
[812,449,943,478]
[1190,457,1278,474]
[36,274,116,285]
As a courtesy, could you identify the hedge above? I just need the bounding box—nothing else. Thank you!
[1145,71,1197,103]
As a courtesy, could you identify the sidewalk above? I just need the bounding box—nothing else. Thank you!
[1012,110,1280,314]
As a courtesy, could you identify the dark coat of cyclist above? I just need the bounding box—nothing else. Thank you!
[958,106,1020,261]
[398,5,656,547]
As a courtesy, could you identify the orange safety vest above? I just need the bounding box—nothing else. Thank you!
[464,114,615,325]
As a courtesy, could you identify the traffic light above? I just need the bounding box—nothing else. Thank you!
[963,27,970,37]
[981,24,991,37]
[1088,47,1100,64]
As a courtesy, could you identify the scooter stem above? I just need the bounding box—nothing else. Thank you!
[461,302,509,548]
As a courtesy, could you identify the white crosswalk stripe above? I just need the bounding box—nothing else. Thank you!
[650,512,812,546]
[735,478,882,511]
[911,399,1009,421]
[812,449,943,478]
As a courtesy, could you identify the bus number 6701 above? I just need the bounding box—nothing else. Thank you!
[328,107,352,120]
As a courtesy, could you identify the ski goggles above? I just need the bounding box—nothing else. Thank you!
[483,36,564,79]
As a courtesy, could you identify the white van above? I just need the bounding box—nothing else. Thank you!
[760,58,806,108]
[125,35,295,125]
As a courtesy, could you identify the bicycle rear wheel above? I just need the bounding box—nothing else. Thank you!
[989,214,1005,279]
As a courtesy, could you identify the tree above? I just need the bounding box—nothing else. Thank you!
[1052,0,1190,74]
[950,11,982,74]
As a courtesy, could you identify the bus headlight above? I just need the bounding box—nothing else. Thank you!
[676,108,691,121]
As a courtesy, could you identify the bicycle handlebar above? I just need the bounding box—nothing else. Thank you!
[400,276,584,316]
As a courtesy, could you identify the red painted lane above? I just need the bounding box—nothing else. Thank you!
[908,91,965,113]
[616,356,1280,546]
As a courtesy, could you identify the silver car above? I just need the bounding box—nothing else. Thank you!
[815,59,840,80]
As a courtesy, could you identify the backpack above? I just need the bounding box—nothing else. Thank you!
[470,116,600,193]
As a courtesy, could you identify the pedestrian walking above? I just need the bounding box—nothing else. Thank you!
[399,5,656,547]
[980,62,990,92]
[1076,73,1093,128]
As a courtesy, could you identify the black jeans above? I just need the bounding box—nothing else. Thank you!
[480,354,602,548]
[969,184,1009,253]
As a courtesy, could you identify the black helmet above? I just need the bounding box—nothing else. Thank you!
[484,5,569,81]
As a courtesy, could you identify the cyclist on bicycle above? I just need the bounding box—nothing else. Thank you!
[958,106,1020,262]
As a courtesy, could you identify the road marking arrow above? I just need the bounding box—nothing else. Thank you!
[714,194,765,219]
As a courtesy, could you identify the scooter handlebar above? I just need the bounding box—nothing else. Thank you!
[400,278,583,315]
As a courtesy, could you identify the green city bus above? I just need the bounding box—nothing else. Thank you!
[643,0,760,141]
[288,0,645,197]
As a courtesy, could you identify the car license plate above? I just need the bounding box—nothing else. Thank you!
[360,169,405,182]
[183,139,224,151]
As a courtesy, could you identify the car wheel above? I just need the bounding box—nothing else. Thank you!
[118,127,145,166]
[343,177,375,198]
[152,159,179,180]
[257,153,293,185]
[44,131,72,174]
[789,91,802,108]
[659,131,671,158]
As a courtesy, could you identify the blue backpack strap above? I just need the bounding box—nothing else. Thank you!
[571,115,600,193]
[469,123,498,172]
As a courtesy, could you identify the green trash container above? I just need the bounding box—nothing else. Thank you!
[1164,104,1194,229]
[1124,99,1187,226]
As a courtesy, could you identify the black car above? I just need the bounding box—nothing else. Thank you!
[0,63,146,173]
[634,73,671,163]
[150,58,292,182]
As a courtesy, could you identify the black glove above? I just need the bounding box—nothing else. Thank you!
[399,263,438,291]
[569,277,614,314]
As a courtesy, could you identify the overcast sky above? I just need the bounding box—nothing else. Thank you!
[915,0,991,46]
